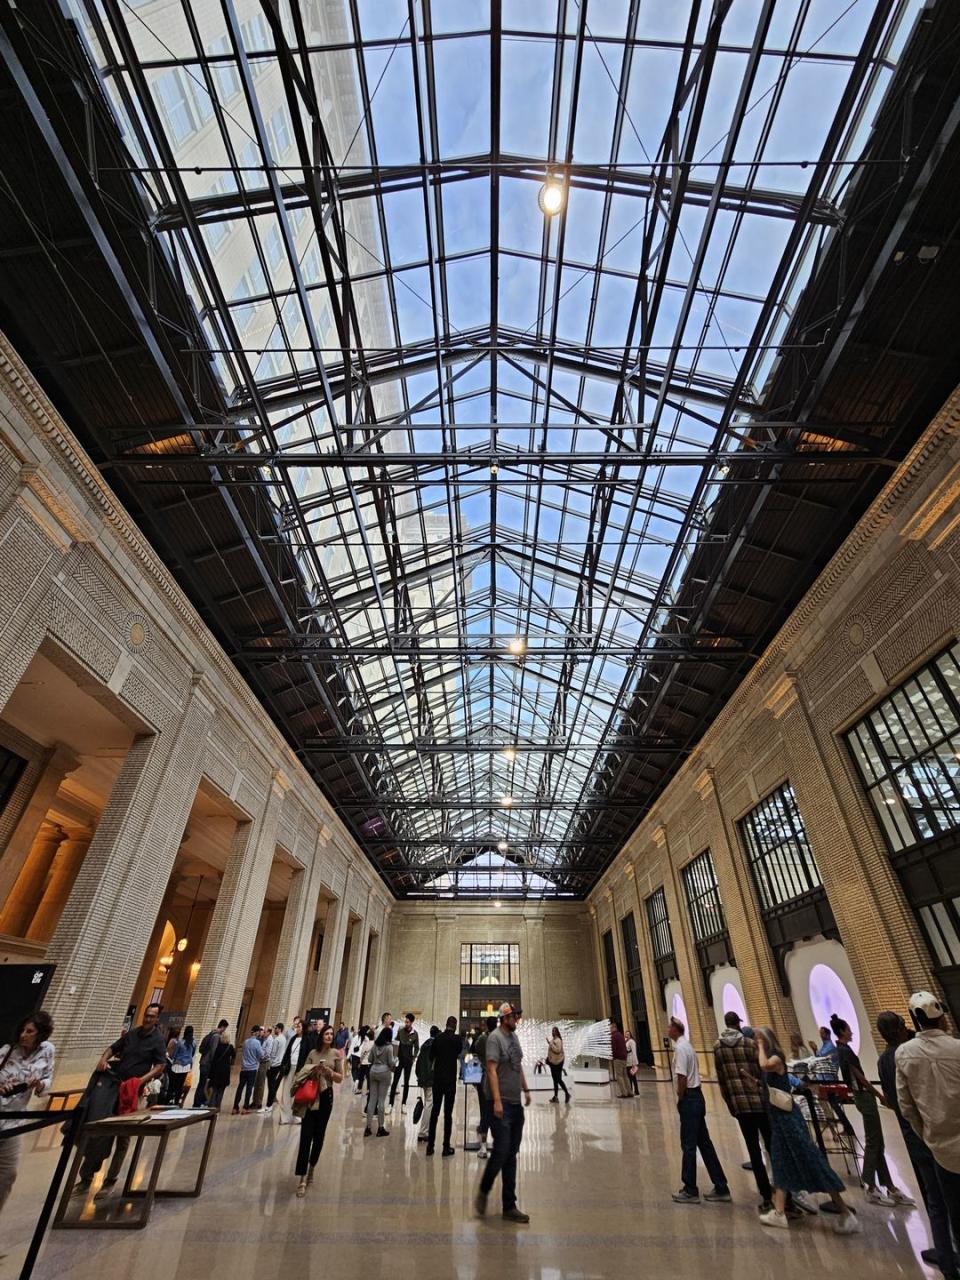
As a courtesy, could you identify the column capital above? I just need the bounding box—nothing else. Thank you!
[622,860,635,880]
[693,767,716,801]
[763,672,801,720]
[652,823,669,852]
[270,767,291,795]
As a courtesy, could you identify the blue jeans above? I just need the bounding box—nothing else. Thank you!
[677,1087,728,1195]
[480,1100,525,1210]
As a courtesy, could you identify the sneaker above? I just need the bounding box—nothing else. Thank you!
[792,1191,819,1215]
[833,1213,862,1235]
[759,1209,789,1230]
[672,1189,700,1204]
[425,1145,435,1156]
[502,1207,530,1223]
[363,1126,372,1138]
[549,1097,559,1104]
[377,1127,390,1137]
[441,1145,455,1157]
[758,1201,774,1215]
[474,1187,488,1217]
[71,1180,93,1198]
[296,1180,307,1199]
[888,1188,916,1207]
[704,1187,731,1203]
[259,1107,271,1115]
[865,1187,897,1206]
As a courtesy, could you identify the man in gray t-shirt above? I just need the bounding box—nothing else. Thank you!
[476,1003,532,1223]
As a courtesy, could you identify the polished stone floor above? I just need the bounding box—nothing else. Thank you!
[0,1080,944,1279]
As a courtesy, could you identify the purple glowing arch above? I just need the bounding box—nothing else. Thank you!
[808,963,860,1053]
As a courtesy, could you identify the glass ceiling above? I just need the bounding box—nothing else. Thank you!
[71,0,921,896]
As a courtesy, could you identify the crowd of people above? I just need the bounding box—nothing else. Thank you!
[0,986,958,1263]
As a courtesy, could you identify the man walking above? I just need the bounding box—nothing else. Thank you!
[610,1020,631,1098]
[668,1016,730,1205]
[426,1015,463,1156]
[415,1024,439,1142]
[896,991,960,1256]
[74,1002,168,1198]
[334,1021,350,1054]
[233,1025,266,1114]
[475,1002,531,1223]
[714,1011,773,1211]
[389,1012,420,1113]
[263,1022,286,1112]
[878,1009,958,1279]
[194,1018,228,1108]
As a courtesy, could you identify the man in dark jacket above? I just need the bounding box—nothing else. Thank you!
[193,1018,229,1107]
[426,1016,463,1156]
[389,1012,420,1112]
[714,1011,774,1211]
[415,1025,439,1142]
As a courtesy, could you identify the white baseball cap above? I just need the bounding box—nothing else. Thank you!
[908,991,946,1021]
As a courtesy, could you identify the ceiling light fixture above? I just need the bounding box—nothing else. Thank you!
[500,795,513,807]
[502,746,517,762]
[538,179,565,216]
[507,637,526,656]
[497,840,509,852]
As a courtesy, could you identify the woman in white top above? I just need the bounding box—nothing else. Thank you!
[278,1016,304,1125]
[625,1030,639,1096]
[0,1010,55,1216]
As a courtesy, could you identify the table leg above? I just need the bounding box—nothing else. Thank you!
[135,1133,167,1230]
[122,1135,146,1197]
[190,1114,216,1195]
[52,1134,88,1226]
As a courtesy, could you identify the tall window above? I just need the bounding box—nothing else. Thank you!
[846,642,960,1010]
[0,746,26,815]
[645,887,674,962]
[620,912,652,1064]
[682,850,727,943]
[847,641,960,851]
[602,929,622,1025]
[738,782,824,912]
[459,943,520,987]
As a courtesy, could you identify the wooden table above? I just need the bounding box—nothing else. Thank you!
[53,1108,217,1230]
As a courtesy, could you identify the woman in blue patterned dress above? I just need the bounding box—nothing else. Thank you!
[754,1026,860,1235]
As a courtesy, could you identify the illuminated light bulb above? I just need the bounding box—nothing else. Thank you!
[177,937,188,952]
[507,637,526,656]
[502,747,517,762]
[500,795,513,808]
[497,840,509,852]
[538,181,564,215]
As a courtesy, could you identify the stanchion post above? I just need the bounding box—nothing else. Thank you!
[19,1104,84,1280]
[462,1079,481,1152]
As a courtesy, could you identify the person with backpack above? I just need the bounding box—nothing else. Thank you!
[194,1019,228,1107]
[415,1025,439,1142]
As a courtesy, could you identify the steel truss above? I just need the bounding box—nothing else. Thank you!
[12,0,934,898]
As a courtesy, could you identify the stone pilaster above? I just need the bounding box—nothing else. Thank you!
[265,842,325,1026]
[340,894,371,1026]
[313,866,352,1014]
[522,915,547,1019]
[186,769,288,1032]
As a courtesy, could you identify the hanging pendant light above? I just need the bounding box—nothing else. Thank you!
[177,874,203,952]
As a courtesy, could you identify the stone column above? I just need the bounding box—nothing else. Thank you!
[0,743,79,914]
[0,819,64,938]
[769,673,932,1024]
[522,915,547,1020]
[313,868,352,1014]
[27,821,94,943]
[693,765,794,1033]
[340,907,370,1028]
[186,771,287,1033]
[363,907,391,1025]
[266,850,324,1026]
[45,677,215,1069]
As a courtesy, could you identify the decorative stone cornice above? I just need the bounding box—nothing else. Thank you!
[901,459,960,549]
[693,768,716,801]
[652,824,668,851]
[623,861,635,880]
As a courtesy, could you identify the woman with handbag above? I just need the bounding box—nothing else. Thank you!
[0,1010,55,1217]
[754,1026,859,1234]
[292,1023,342,1198]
